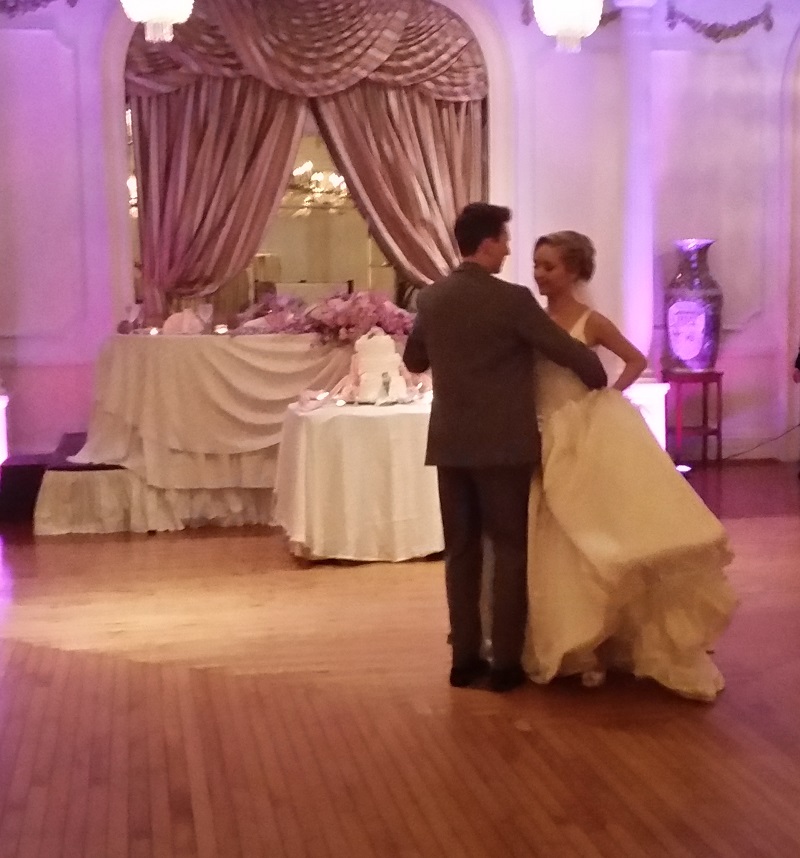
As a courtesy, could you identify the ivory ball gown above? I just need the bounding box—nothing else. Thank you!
[521,311,736,701]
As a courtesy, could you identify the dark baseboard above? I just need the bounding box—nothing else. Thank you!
[0,456,49,522]
[0,433,122,522]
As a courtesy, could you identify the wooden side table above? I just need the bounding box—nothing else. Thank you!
[662,369,723,464]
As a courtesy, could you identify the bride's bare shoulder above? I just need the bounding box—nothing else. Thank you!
[582,308,613,345]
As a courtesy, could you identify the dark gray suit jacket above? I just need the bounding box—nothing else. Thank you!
[403,262,608,468]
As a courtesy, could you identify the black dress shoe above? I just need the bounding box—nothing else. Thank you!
[449,657,490,688]
[489,664,526,693]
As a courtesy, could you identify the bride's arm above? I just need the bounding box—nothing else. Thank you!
[585,312,647,391]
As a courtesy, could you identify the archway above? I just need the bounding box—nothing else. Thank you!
[100,0,517,317]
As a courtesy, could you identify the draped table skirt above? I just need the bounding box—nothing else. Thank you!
[70,333,353,487]
[272,398,443,562]
[35,334,354,534]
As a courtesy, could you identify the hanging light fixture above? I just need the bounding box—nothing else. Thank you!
[282,160,351,217]
[119,0,194,42]
[532,0,604,52]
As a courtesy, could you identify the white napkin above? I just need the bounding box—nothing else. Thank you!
[162,308,205,335]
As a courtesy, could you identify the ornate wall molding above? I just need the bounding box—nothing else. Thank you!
[0,0,77,16]
[521,0,533,26]
[666,2,773,43]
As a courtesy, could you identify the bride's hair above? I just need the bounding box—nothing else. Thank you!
[535,231,596,282]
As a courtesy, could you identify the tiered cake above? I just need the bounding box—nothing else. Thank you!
[354,330,409,404]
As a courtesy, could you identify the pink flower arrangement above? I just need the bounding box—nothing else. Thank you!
[233,290,414,342]
[303,291,414,344]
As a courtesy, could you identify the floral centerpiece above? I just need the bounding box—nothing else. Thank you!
[303,290,414,344]
[120,289,417,341]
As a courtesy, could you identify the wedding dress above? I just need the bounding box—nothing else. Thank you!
[522,311,737,701]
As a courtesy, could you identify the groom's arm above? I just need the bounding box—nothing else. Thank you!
[403,313,430,374]
[514,288,607,389]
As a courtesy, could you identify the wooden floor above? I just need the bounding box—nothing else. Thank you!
[0,462,798,857]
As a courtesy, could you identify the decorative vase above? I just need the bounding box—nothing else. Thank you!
[663,239,722,371]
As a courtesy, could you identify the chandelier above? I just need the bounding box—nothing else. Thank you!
[119,0,194,42]
[283,160,351,217]
[532,0,604,52]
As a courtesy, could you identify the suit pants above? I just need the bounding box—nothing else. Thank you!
[436,464,534,671]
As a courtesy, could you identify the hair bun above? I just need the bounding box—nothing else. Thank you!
[536,230,595,281]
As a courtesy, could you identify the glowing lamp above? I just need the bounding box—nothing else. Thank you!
[120,0,193,42]
[532,0,604,52]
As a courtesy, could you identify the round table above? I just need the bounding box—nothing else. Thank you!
[272,397,443,562]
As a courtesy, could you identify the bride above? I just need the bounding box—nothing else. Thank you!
[522,231,737,701]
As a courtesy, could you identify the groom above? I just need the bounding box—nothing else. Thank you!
[403,203,607,692]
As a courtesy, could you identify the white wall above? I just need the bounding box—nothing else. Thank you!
[1,0,799,460]
[655,0,800,460]
[0,0,131,453]
[517,0,800,460]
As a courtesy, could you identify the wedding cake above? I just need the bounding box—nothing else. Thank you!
[354,329,409,404]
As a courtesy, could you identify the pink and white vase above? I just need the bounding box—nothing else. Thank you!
[663,239,723,372]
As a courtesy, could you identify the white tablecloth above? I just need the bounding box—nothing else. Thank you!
[70,333,352,490]
[272,399,444,561]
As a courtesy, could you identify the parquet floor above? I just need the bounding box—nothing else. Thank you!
[0,462,798,857]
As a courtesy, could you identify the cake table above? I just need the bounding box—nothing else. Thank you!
[272,397,443,562]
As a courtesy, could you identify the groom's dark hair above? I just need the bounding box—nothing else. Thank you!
[454,203,511,256]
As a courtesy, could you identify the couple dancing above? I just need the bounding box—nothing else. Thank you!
[403,203,736,701]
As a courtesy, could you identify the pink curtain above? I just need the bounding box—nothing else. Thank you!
[202,0,409,97]
[130,77,306,319]
[313,82,487,286]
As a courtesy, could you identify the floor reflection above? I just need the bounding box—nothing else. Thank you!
[0,533,13,625]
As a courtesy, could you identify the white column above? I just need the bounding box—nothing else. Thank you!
[615,0,670,450]
[616,0,657,360]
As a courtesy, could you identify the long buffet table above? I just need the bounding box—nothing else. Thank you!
[70,333,352,487]
[34,333,354,534]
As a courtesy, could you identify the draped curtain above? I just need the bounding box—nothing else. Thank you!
[126,0,488,315]
[313,84,485,285]
[131,76,306,320]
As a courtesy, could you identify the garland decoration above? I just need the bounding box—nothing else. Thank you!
[666,2,773,43]
[522,1,773,43]
[0,0,77,15]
